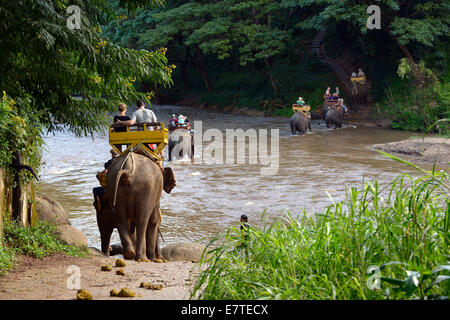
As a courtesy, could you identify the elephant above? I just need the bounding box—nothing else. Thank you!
[289,112,311,135]
[351,82,369,110]
[93,152,176,261]
[168,128,194,161]
[322,104,345,129]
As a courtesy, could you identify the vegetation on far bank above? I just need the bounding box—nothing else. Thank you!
[102,0,449,133]
[0,220,88,276]
[192,157,450,300]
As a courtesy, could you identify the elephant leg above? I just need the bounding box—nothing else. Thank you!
[146,206,161,261]
[191,135,195,159]
[168,143,173,161]
[118,223,135,259]
[134,213,150,261]
[100,227,113,256]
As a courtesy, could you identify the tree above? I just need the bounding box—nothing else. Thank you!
[288,0,450,63]
[0,0,173,222]
[104,0,294,95]
[0,0,173,137]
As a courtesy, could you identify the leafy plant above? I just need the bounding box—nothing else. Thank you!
[2,220,88,260]
[191,154,449,300]
[380,265,450,299]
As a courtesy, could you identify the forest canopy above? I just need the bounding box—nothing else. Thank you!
[103,0,449,131]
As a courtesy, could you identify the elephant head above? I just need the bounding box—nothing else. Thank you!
[93,194,116,256]
[163,167,176,194]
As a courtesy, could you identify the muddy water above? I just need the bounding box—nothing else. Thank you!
[38,105,421,248]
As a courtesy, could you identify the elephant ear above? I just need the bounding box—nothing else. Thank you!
[163,167,176,194]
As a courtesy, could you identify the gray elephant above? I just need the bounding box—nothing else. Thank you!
[94,152,176,261]
[322,104,345,129]
[289,112,311,135]
[168,128,194,161]
[351,82,369,110]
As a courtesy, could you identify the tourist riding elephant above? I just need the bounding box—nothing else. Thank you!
[323,105,345,129]
[289,112,311,136]
[168,128,194,161]
[93,152,176,261]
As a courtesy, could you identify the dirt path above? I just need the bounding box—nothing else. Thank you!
[0,251,199,300]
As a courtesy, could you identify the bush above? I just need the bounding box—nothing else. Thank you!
[0,220,88,275]
[0,92,42,179]
[378,62,449,135]
[192,161,449,300]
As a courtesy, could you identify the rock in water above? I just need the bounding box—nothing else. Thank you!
[36,195,71,226]
[56,225,88,247]
[161,242,206,262]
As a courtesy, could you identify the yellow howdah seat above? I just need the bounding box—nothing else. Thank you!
[292,104,311,113]
[109,122,168,161]
[351,76,366,84]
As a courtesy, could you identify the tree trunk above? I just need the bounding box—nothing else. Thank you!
[11,151,23,223]
[383,25,415,63]
[178,34,191,90]
[263,57,280,95]
[194,46,214,92]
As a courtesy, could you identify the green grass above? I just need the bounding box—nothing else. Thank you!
[192,160,449,300]
[0,220,88,275]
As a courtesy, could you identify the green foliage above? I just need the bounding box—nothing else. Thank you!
[0,219,88,275]
[0,93,42,178]
[2,220,88,260]
[102,0,449,123]
[379,62,449,134]
[0,0,173,138]
[192,166,449,299]
[0,243,15,276]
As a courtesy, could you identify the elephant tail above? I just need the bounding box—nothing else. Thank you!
[112,153,136,211]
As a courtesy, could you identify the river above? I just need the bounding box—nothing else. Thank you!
[38,105,422,249]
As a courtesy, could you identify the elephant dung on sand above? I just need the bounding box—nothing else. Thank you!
[168,128,194,161]
[289,112,312,135]
[94,152,176,261]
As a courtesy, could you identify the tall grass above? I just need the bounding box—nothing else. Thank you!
[192,162,449,299]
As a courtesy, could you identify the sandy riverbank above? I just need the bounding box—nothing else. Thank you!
[0,251,198,300]
[371,137,449,166]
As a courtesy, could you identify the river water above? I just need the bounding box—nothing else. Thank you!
[38,105,422,249]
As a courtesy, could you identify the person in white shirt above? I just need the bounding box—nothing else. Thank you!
[115,100,160,152]
[116,100,158,130]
